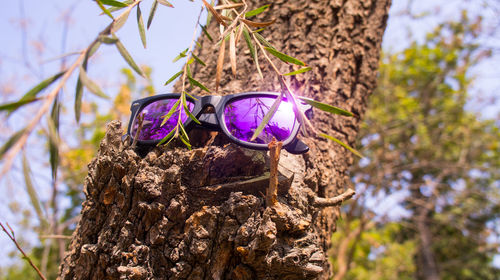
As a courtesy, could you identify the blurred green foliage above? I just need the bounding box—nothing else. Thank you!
[331,12,500,280]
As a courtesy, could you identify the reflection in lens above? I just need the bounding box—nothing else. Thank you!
[131,99,194,141]
[223,96,296,144]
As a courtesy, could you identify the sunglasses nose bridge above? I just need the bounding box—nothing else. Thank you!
[197,95,223,128]
[200,95,222,107]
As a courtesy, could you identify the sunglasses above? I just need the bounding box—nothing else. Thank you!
[124,92,313,154]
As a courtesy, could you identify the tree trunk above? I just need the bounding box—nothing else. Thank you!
[58,0,391,279]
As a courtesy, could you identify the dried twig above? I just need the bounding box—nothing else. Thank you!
[266,137,283,207]
[39,234,72,240]
[0,222,47,280]
[313,189,356,208]
[131,113,144,149]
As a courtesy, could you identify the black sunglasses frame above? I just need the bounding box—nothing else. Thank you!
[125,92,312,154]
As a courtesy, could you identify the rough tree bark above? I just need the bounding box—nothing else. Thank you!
[58,0,391,279]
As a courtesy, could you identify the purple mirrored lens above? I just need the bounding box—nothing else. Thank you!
[223,97,296,144]
[131,99,194,141]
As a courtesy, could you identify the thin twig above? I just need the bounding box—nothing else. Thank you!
[39,234,72,240]
[131,113,144,149]
[180,6,205,95]
[266,137,282,207]
[217,0,248,42]
[313,189,356,208]
[0,222,47,280]
[173,7,204,139]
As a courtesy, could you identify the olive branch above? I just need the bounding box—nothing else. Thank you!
[159,0,362,157]
[0,0,362,182]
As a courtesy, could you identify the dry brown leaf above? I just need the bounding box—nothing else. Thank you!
[216,39,226,92]
[220,14,232,21]
[229,31,237,76]
[235,22,244,46]
[202,0,228,27]
[214,3,244,10]
[241,18,276,28]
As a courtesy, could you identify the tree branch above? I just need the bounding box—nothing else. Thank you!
[0,222,47,280]
[313,189,356,208]
[266,137,282,207]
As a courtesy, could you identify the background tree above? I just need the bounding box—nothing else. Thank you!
[331,11,500,280]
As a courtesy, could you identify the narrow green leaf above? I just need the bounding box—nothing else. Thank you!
[115,38,145,77]
[199,24,213,42]
[184,91,198,101]
[264,47,306,66]
[187,76,210,93]
[186,64,193,80]
[0,128,26,159]
[298,97,353,116]
[243,26,254,57]
[107,0,134,12]
[98,36,119,44]
[182,92,201,124]
[254,33,275,49]
[21,152,48,230]
[245,4,270,18]
[178,120,190,141]
[147,0,158,29]
[75,58,88,123]
[157,0,174,7]
[0,98,39,112]
[173,48,188,63]
[179,132,192,149]
[250,93,283,141]
[48,98,60,181]
[20,72,65,102]
[96,0,114,19]
[178,122,192,149]
[243,27,262,79]
[284,67,312,76]
[157,126,176,145]
[5,71,65,115]
[319,133,364,158]
[111,8,131,33]
[136,5,147,48]
[78,65,109,99]
[74,77,84,123]
[164,70,183,86]
[88,41,102,57]
[50,96,60,138]
[100,0,128,7]
[160,99,180,127]
[192,53,206,66]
